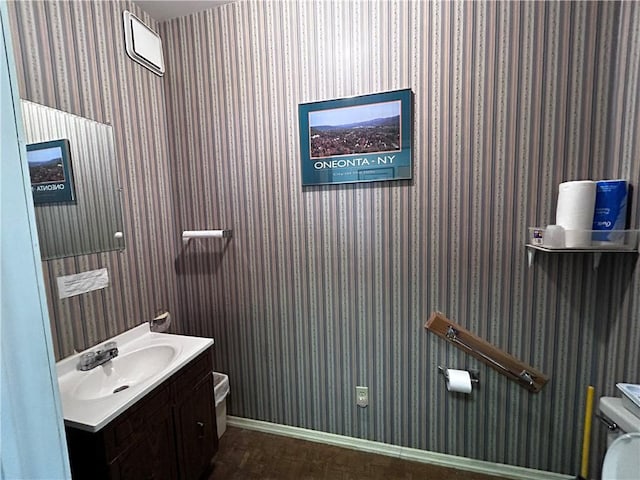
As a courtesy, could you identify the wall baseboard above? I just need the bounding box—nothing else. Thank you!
[227,416,572,480]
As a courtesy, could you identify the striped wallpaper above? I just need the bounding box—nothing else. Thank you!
[162,0,639,476]
[7,0,640,476]
[8,0,178,358]
[21,100,124,260]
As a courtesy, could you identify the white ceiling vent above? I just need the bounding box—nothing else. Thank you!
[123,11,165,76]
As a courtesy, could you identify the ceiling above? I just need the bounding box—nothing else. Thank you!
[133,1,234,22]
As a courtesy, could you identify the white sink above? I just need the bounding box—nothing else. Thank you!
[72,345,177,401]
[57,324,213,432]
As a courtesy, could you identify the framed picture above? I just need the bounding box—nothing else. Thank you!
[26,139,76,205]
[298,89,412,186]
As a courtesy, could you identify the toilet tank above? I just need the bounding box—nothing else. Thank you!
[599,397,640,446]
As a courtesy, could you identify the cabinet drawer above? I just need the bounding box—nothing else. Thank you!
[105,384,171,461]
[175,374,217,480]
[171,348,213,397]
[108,400,176,480]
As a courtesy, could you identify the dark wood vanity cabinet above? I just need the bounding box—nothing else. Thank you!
[65,348,218,480]
[175,375,217,480]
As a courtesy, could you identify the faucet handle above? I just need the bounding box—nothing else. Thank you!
[102,341,119,361]
[77,351,97,371]
[96,341,117,354]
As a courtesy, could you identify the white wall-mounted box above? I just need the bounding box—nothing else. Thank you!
[123,11,164,76]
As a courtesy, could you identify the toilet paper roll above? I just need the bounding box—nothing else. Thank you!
[556,181,596,247]
[446,369,473,394]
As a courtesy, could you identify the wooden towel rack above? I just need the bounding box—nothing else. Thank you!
[425,312,549,393]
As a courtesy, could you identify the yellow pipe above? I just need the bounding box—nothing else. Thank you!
[580,386,595,479]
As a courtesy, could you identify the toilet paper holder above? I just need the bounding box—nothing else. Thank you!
[437,366,480,384]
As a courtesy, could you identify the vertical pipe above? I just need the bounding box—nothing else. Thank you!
[580,385,595,479]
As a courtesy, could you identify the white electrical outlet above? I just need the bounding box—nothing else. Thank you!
[356,386,369,408]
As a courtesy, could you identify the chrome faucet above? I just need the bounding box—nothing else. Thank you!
[77,341,119,371]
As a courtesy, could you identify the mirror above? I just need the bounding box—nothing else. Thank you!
[21,100,125,259]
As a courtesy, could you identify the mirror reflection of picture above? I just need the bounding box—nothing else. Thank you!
[21,100,125,260]
[26,139,76,205]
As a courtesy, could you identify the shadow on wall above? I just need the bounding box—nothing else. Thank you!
[591,258,637,346]
[173,238,231,382]
[537,251,637,477]
[538,253,638,346]
[175,241,231,276]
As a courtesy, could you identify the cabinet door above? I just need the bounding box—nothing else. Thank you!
[175,374,218,480]
[109,402,177,480]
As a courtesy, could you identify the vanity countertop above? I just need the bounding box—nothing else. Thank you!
[56,323,213,432]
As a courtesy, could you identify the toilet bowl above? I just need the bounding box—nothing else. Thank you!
[602,433,640,479]
[599,397,640,480]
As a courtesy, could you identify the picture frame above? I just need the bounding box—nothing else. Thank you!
[298,89,413,186]
[26,139,76,205]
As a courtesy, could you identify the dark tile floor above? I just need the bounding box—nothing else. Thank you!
[208,426,507,480]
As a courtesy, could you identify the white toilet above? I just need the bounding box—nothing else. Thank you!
[599,397,640,479]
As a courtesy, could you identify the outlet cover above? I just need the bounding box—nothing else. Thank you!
[356,386,368,407]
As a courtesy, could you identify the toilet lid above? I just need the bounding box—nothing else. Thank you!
[602,433,640,480]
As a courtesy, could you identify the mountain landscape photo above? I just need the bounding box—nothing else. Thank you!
[28,157,65,184]
[309,114,401,158]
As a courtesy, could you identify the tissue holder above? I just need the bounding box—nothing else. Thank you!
[438,366,479,384]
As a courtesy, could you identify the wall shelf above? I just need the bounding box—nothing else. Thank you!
[525,228,639,270]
